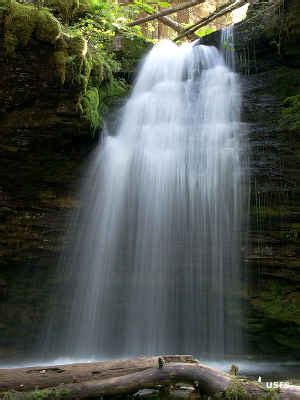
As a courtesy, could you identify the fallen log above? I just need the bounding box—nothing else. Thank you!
[174,0,248,41]
[155,15,198,40]
[128,0,205,27]
[2,362,300,399]
[0,355,196,392]
[131,3,188,35]
[157,14,184,33]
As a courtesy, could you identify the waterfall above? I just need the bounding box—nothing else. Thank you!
[221,26,236,70]
[44,38,247,360]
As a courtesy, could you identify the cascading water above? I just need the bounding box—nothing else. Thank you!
[221,26,236,70]
[43,37,247,360]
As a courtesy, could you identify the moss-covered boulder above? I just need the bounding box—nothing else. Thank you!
[0,0,148,133]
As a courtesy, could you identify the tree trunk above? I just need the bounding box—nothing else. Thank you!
[157,15,185,33]
[0,355,196,392]
[157,8,169,39]
[156,15,198,39]
[1,361,300,399]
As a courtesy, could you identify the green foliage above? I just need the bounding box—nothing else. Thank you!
[263,389,280,400]
[79,87,101,132]
[223,379,280,400]
[71,1,145,52]
[62,0,149,130]
[225,378,250,400]
[2,0,148,132]
[0,0,9,13]
[4,1,37,55]
[44,0,79,23]
[196,26,215,38]
[79,74,128,133]
[281,95,300,130]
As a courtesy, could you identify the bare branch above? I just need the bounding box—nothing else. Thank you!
[174,0,248,41]
[128,0,205,27]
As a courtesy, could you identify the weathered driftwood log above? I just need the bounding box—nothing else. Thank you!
[1,357,300,399]
[0,355,196,392]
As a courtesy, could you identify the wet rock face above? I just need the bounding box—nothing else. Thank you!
[235,1,300,357]
[203,1,300,357]
[0,0,149,359]
[0,36,92,141]
[0,25,95,360]
[203,0,300,71]
[200,0,300,356]
[242,67,300,357]
[0,278,8,299]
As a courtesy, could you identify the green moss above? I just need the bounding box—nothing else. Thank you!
[3,0,61,56]
[4,1,37,56]
[0,0,9,13]
[3,388,69,400]
[280,95,300,130]
[67,33,87,59]
[1,0,146,134]
[250,205,300,222]
[35,9,61,43]
[77,49,128,131]
[53,34,88,85]
[79,87,101,132]
[44,0,79,23]
[252,282,300,326]
[53,50,69,84]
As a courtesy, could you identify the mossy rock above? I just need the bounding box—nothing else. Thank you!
[1,0,146,134]
[0,0,9,19]
[35,9,62,43]
[280,95,300,130]
[44,0,79,23]
[67,34,87,59]
[53,50,69,84]
[52,34,88,85]
[4,1,37,55]
[3,0,62,56]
